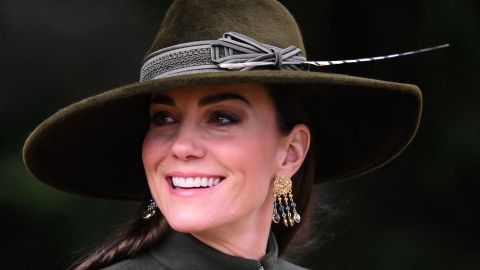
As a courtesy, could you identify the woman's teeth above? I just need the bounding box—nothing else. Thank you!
[171,176,222,189]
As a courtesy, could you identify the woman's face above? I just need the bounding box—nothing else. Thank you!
[142,83,290,233]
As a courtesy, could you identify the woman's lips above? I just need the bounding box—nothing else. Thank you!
[168,176,225,189]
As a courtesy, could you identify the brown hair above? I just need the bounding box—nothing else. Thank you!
[73,85,320,269]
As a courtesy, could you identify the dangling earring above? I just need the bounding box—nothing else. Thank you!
[272,175,301,227]
[142,198,157,220]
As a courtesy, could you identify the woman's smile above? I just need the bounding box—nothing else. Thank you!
[168,175,225,189]
[165,174,226,199]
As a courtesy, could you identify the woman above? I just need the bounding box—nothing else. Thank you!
[22,0,422,269]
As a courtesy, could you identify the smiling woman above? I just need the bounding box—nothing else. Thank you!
[22,0,422,269]
[143,83,311,260]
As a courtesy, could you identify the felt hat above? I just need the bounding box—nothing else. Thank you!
[23,0,422,200]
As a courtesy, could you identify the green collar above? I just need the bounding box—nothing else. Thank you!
[147,230,278,270]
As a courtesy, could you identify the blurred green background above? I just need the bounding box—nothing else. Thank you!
[1,0,478,269]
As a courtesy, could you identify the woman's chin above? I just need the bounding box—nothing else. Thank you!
[164,211,218,233]
[167,219,214,234]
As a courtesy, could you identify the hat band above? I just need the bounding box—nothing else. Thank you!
[139,32,307,81]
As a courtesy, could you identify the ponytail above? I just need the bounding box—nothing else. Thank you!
[72,200,169,270]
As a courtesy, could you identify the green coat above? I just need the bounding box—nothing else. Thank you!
[102,231,308,270]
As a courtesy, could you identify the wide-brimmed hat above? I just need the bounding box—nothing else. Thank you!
[23,0,422,200]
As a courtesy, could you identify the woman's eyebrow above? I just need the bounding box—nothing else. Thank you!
[151,94,175,106]
[198,92,250,107]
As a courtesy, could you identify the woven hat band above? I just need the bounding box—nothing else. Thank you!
[139,32,306,81]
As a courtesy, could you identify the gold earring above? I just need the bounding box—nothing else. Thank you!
[272,175,301,227]
[142,198,157,220]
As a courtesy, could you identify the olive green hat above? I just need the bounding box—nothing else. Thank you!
[23,0,422,200]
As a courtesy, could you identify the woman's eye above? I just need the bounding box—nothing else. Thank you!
[151,112,176,126]
[209,111,240,126]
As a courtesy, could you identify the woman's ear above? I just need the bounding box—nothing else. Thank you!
[279,124,311,177]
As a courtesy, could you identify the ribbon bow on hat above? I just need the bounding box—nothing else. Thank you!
[211,32,306,71]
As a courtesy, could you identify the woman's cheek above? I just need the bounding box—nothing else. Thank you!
[142,134,154,165]
[142,132,166,170]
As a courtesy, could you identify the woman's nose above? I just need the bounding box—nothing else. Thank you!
[171,122,206,161]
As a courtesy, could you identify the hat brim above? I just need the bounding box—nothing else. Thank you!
[23,70,421,200]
